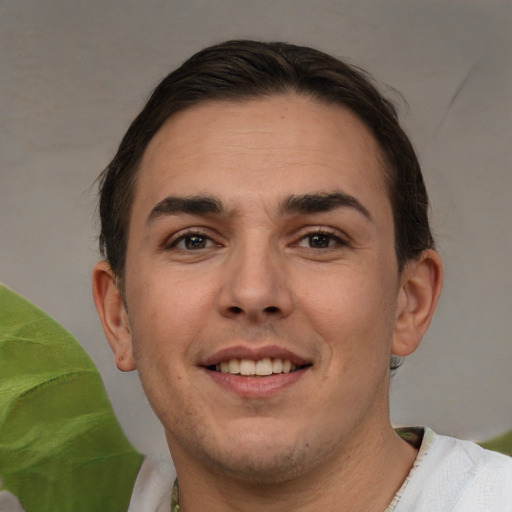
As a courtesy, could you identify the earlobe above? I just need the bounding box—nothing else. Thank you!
[92,261,136,372]
[392,249,443,357]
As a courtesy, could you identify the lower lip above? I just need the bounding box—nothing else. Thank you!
[204,368,308,398]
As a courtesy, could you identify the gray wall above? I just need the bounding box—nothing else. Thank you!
[1,0,511,459]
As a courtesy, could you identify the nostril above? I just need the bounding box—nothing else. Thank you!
[227,305,280,316]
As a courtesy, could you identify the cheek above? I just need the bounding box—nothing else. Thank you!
[129,263,210,320]
[296,264,397,358]
[126,266,220,366]
[125,276,202,419]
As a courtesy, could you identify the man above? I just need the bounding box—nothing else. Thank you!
[92,41,512,511]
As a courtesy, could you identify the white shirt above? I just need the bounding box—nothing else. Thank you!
[388,428,512,511]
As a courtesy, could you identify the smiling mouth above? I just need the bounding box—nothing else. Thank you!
[208,358,310,377]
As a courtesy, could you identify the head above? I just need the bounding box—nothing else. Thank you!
[98,40,434,286]
[92,41,443,487]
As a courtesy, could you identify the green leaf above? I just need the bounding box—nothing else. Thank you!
[0,285,143,512]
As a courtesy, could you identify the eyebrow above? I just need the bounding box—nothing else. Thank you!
[146,191,372,225]
[146,195,225,224]
[280,192,372,221]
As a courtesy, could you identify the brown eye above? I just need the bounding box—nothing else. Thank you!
[171,234,215,250]
[308,234,332,248]
[184,235,208,249]
[296,232,344,249]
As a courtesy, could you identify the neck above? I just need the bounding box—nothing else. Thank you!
[171,424,418,512]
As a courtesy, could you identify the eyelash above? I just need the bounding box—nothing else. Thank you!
[166,229,219,251]
[294,228,348,250]
[165,227,347,252]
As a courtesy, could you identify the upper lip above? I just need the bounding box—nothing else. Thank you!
[201,345,311,367]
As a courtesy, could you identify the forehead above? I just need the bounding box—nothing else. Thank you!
[134,94,389,216]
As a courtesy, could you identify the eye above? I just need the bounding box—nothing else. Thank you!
[295,231,345,249]
[170,233,216,250]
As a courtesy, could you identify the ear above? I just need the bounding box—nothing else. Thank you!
[392,249,443,357]
[92,261,136,372]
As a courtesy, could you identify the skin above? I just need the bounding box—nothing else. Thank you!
[93,94,443,511]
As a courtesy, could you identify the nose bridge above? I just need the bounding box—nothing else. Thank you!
[218,232,292,321]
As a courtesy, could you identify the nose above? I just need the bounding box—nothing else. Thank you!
[217,242,293,323]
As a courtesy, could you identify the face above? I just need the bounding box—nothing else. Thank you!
[121,94,404,481]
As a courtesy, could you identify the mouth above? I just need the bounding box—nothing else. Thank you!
[207,357,310,377]
[202,348,312,397]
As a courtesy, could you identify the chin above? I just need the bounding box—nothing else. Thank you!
[190,423,334,485]
[207,445,311,485]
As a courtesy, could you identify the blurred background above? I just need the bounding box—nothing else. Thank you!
[1,0,511,460]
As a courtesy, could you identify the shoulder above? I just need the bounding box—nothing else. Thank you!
[432,430,512,477]
[127,457,176,512]
[394,428,512,512]
[432,432,512,507]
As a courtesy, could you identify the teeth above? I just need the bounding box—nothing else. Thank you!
[272,358,283,373]
[228,359,240,374]
[216,357,299,376]
[240,359,256,375]
[255,358,273,375]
